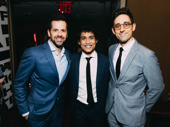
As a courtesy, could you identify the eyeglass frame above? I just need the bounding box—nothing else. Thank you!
[113,22,133,31]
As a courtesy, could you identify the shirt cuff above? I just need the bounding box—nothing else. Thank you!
[22,112,29,117]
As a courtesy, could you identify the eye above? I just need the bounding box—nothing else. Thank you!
[61,29,66,32]
[81,37,86,40]
[89,36,95,39]
[115,24,120,28]
[53,29,57,32]
[124,22,130,26]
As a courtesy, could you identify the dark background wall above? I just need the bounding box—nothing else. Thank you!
[12,0,120,72]
[12,0,170,102]
[0,0,169,126]
[127,0,170,102]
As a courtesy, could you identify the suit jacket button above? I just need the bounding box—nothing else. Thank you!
[116,86,118,88]
[57,98,59,101]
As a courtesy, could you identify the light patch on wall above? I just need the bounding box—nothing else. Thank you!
[0,0,13,109]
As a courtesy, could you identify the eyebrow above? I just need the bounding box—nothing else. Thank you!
[81,35,95,38]
[115,21,130,24]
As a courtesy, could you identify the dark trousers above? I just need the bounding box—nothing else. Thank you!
[72,100,107,127]
[26,102,63,127]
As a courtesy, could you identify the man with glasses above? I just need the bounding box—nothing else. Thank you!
[106,7,164,127]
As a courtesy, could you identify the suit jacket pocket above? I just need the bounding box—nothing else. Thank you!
[28,97,46,104]
[127,96,145,108]
[28,97,48,113]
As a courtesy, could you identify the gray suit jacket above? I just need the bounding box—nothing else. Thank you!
[106,39,164,126]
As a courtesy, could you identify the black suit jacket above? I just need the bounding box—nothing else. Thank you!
[68,51,110,118]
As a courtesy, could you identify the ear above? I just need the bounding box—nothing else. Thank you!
[66,32,68,38]
[111,28,116,35]
[95,39,98,43]
[78,41,80,45]
[47,29,50,37]
[132,23,136,31]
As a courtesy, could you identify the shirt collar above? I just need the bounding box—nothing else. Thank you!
[118,37,135,52]
[82,50,97,59]
[48,39,65,56]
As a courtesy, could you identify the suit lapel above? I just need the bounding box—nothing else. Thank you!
[118,40,138,81]
[96,52,101,88]
[109,44,118,82]
[75,52,82,84]
[73,52,81,97]
[43,42,59,80]
[60,50,71,85]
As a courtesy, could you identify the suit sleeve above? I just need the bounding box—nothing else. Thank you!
[14,48,35,114]
[144,52,164,112]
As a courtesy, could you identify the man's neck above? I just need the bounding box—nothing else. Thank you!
[50,41,62,56]
[120,37,134,47]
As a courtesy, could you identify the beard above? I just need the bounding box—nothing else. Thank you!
[51,36,65,48]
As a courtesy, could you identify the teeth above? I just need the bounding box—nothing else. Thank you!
[56,38,62,41]
[86,45,91,48]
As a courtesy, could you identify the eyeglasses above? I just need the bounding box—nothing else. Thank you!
[114,22,132,30]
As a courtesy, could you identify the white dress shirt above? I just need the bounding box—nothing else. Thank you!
[48,40,68,84]
[113,38,135,71]
[77,51,98,105]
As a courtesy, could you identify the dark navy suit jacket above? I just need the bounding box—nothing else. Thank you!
[14,42,70,125]
[69,51,110,119]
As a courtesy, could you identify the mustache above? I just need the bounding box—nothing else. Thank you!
[55,36,64,39]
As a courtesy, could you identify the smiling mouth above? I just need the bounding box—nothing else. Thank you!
[119,32,127,36]
[55,37,63,41]
[120,33,125,35]
[85,45,92,48]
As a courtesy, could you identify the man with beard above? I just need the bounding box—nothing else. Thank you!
[14,14,70,127]
[106,7,164,127]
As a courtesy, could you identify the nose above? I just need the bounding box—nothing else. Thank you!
[58,31,62,36]
[120,24,125,32]
[86,38,91,44]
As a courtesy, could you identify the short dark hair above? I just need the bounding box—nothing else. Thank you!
[47,14,67,30]
[78,25,98,41]
[112,7,134,27]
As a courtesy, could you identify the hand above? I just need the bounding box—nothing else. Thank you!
[25,115,29,120]
[0,77,5,84]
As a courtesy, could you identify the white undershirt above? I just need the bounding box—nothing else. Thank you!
[113,38,135,71]
[77,51,97,104]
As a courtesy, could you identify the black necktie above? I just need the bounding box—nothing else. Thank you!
[116,47,123,79]
[86,57,94,105]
